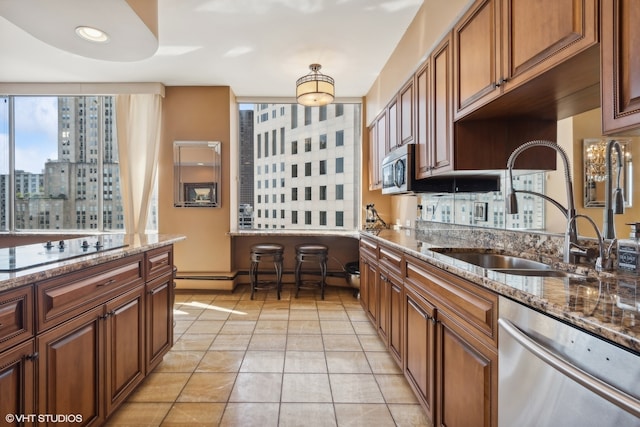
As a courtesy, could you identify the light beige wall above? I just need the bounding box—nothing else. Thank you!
[365,0,471,125]
[572,108,640,238]
[159,86,233,276]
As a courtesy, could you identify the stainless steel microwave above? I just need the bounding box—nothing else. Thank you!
[380,144,500,194]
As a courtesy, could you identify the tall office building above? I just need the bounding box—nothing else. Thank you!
[251,103,360,229]
[238,109,255,229]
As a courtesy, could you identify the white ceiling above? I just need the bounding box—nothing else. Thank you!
[0,0,429,99]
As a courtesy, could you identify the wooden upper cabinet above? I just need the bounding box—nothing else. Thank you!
[453,0,598,120]
[453,0,501,120]
[368,110,388,190]
[601,0,640,135]
[415,60,431,179]
[387,99,398,152]
[431,34,454,175]
[399,78,415,146]
[502,0,598,88]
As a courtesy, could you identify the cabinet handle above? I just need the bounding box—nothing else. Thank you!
[380,275,387,282]
[495,77,509,87]
[25,352,39,361]
[97,278,117,287]
[99,312,111,320]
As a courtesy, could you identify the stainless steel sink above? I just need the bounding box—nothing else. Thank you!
[434,250,583,278]
[439,251,551,270]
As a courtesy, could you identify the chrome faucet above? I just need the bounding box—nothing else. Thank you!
[506,140,578,263]
[566,214,616,271]
[603,140,625,239]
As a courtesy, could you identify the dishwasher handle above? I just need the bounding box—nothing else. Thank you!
[498,318,640,418]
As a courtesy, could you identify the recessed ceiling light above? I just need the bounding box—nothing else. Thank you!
[75,26,110,43]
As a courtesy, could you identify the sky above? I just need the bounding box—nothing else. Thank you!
[0,96,59,175]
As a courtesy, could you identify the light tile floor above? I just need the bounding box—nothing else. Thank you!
[105,284,431,427]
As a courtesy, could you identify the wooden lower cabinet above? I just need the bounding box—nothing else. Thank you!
[404,282,436,420]
[105,285,146,415]
[0,339,36,426]
[360,241,499,427]
[437,310,498,427]
[37,305,105,426]
[146,272,174,373]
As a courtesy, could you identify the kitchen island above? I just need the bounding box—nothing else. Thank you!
[0,233,184,426]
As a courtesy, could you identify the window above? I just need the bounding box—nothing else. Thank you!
[336,211,344,226]
[238,102,360,230]
[319,211,327,226]
[319,106,327,121]
[319,185,327,200]
[0,96,155,232]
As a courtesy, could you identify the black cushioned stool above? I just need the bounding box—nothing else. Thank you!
[294,244,329,300]
[250,243,284,300]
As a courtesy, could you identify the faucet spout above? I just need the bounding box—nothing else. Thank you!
[603,140,625,239]
[506,140,577,263]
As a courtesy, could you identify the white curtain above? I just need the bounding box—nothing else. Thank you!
[115,93,162,234]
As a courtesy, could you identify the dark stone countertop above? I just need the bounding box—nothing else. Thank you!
[362,228,640,355]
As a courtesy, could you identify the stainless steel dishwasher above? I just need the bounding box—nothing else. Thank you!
[498,296,640,426]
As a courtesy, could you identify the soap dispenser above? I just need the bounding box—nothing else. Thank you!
[618,223,640,274]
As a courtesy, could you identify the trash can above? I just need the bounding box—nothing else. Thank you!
[345,261,360,298]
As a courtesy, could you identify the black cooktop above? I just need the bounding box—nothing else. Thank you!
[0,235,128,272]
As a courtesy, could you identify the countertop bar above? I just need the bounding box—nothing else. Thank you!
[228,230,360,238]
[364,228,640,355]
[0,234,185,293]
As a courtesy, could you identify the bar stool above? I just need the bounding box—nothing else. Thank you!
[294,244,329,300]
[250,243,284,300]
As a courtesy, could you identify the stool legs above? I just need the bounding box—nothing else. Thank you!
[295,254,327,300]
[249,244,284,300]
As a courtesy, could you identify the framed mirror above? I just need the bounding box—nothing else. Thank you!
[583,138,632,208]
[173,140,221,207]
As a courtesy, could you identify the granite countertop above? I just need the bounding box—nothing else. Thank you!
[228,230,360,238]
[362,228,640,355]
[0,233,185,293]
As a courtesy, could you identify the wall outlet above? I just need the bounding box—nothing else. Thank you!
[406,219,411,228]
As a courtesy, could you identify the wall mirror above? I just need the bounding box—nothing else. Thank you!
[174,140,221,207]
[583,138,632,208]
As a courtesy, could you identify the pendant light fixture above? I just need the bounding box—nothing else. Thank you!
[296,64,335,107]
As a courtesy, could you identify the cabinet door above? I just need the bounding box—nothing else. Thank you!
[146,273,174,373]
[105,285,145,415]
[377,270,390,344]
[361,257,378,324]
[387,99,398,152]
[37,306,105,426]
[415,61,432,179]
[437,311,498,427]
[404,283,436,420]
[388,276,403,366]
[0,339,36,426]
[399,79,415,146]
[0,285,34,353]
[367,125,381,190]
[453,0,501,119]
[503,0,598,90]
[431,34,454,175]
[602,0,640,135]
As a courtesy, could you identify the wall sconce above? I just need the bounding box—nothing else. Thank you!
[296,64,335,107]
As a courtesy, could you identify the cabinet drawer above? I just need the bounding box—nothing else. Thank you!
[379,245,403,275]
[406,256,498,345]
[37,254,144,332]
[0,285,34,353]
[360,237,378,260]
[145,245,174,281]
